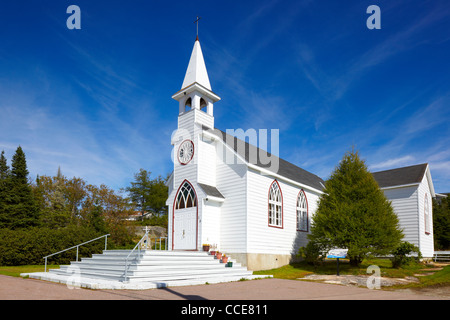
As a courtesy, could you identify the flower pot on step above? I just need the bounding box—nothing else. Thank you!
[221,256,228,263]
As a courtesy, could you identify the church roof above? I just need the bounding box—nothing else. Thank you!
[207,127,325,192]
[181,39,211,90]
[372,163,428,188]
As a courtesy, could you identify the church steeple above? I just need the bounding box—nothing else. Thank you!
[181,38,211,91]
[172,37,220,125]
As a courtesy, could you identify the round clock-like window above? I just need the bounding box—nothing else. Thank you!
[177,140,194,165]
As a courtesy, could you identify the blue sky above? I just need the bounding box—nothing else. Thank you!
[0,0,449,193]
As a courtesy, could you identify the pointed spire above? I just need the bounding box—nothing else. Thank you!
[181,39,212,90]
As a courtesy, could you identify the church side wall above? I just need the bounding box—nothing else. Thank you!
[245,169,320,270]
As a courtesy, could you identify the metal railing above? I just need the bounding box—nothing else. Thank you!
[433,251,450,262]
[152,237,168,250]
[123,228,168,281]
[123,231,149,281]
[43,234,110,272]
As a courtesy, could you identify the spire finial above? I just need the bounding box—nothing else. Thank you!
[194,16,201,40]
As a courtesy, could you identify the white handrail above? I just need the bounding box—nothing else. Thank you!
[124,230,149,281]
[43,234,110,272]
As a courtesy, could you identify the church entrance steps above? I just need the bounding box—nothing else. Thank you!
[22,250,267,289]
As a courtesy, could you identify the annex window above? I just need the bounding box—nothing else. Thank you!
[424,193,431,234]
[175,181,197,210]
[296,190,308,232]
[268,180,283,228]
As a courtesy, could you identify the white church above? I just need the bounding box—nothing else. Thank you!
[165,37,436,270]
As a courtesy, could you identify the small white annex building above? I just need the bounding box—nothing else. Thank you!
[166,38,436,270]
[372,164,435,258]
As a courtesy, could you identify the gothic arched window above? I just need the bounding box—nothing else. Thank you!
[175,181,197,210]
[268,180,283,228]
[296,190,308,232]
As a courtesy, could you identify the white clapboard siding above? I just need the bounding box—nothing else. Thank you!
[200,201,221,249]
[215,142,247,253]
[417,173,434,257]
[197,138,216,186]
[382,186,419,246]
[173,111,197,190]
[194,108,214,129]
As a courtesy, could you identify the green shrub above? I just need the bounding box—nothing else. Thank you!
[0,226,104,266]
[391,241,422,268]
[298,241,326,267]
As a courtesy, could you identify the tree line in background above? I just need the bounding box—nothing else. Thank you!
[0,146,168,266]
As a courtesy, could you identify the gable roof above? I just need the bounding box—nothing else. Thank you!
[204,127,325,192]
[371,163,428,188]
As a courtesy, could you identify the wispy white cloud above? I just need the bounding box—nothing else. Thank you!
[369,155,416,171]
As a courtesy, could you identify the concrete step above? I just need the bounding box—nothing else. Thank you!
[69,260,242,270]
[50,265,252,283]
[27,249,266,289]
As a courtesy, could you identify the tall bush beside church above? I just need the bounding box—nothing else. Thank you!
[308,149,404,266]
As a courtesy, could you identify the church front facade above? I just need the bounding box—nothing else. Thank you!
[166,38,435,270]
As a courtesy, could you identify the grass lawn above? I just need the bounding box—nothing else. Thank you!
[0,265,59,278]
[253,258,450,289]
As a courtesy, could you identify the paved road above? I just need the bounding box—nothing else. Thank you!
[0,274,447,300]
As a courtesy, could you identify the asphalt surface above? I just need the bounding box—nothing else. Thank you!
[0,274,447,300]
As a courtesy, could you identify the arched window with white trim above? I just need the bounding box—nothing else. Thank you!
[268,180,283,228]
[424,193,431,234]
[175,181,197,210]
[296,190,308,232]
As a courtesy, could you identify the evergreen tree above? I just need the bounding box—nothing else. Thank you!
[8,146,40,229]
[0,150,9,180]
[308,149,404,266]
[125,169,168,217]
[0,150,12,228]
[148,175,169,216]
[433,196,450,250]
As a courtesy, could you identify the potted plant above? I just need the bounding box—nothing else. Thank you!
[210,244,217,255]
[221,255,228,263]
[216,251,222,260]
[202,244,210,252]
